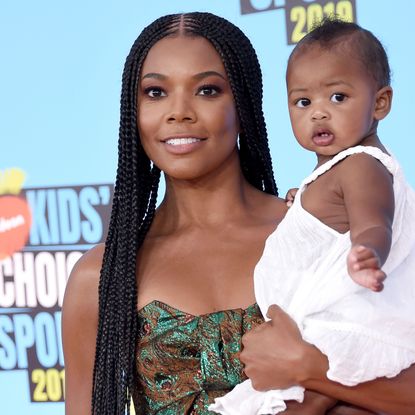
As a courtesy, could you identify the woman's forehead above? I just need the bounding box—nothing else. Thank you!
[141,36,226,76]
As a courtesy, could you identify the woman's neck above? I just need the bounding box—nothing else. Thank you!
[154,157,260,231]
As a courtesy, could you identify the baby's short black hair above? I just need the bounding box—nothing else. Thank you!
[289,17,391,88]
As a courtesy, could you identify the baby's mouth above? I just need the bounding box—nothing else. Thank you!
[312,129,334,146]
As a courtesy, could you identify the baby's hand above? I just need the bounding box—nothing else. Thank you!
[285,188,298,207]
[347,245,386,292]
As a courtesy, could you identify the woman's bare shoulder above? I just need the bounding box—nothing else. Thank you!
[257,192,288,222]
[68,244,104,285]
[270,194,288,211]
[63,243,104,316]
[62,245,104,414]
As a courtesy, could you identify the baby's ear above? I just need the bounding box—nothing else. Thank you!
[374,86,393,121]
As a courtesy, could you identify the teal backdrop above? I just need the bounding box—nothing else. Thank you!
[1,1,414,413]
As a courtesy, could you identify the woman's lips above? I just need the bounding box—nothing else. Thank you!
[162,137,206,154]
[165,137,202,145]
[312,130,334,146]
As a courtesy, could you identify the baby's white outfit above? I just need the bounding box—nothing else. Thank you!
[209,146,415,414]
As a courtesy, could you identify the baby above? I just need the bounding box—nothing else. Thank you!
[210,18,415,415]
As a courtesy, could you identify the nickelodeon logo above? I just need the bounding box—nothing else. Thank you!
[0,168,32,259]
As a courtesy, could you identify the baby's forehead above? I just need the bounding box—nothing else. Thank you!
[290,35,360,63]
[287,36,369,78]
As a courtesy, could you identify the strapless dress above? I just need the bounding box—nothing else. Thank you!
[131,300,263,414]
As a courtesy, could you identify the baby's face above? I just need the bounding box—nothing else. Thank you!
[286,44,380,164]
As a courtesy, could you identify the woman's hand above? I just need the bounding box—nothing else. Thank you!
[281,390,337,414]
[241,304,415,414]
[240,304,322,391]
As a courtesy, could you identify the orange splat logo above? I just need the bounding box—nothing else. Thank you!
[0,168,32,259]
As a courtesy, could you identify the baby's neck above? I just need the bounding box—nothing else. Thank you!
[316,134,386,168]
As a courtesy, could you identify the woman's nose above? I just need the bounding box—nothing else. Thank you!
[167,96,197,123]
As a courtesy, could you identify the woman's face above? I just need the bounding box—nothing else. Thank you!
[137,35,240,181]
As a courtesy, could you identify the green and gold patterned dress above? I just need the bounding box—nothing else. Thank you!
[132,300,264,414]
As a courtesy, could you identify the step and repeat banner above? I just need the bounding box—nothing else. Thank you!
[1,1,414,414]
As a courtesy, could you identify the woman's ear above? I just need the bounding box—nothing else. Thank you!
[374,86,393,121]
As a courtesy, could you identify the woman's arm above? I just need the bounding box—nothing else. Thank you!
[240,305,415,415]
[327,406,376,415]
[62,244,104,415]
[304,348,415,415]
[282,390,338,414]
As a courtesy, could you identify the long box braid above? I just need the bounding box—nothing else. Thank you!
[92,12,278,414]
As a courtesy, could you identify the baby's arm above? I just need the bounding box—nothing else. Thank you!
[339,153,394,291]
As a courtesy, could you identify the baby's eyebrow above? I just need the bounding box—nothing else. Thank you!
[325,80,354,88]
[288,80,354,96]
[288,88,307,97]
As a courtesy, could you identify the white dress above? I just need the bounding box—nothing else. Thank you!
[210,146,415,415]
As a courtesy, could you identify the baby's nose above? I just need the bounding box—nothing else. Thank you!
[311,110,329,121]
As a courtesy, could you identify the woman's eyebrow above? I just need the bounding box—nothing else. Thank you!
[141,71,226,81]
[193,71,226,80]
[142,72,166,80]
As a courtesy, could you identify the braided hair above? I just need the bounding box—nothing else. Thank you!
[92,12,277,414]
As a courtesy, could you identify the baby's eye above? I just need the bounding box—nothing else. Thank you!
[295,98,311,108]
[197,85,221,96]
[144,87,166,98]
[330,93,346,103]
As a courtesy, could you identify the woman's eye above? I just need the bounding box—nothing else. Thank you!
[144,87,166,98]
[330,93,346,103]
[295,98,311,108]
[198,85,221,96]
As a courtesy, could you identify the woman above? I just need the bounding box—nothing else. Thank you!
[62,12,415,414]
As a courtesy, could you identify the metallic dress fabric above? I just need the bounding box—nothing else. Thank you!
[132,300,263,414]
